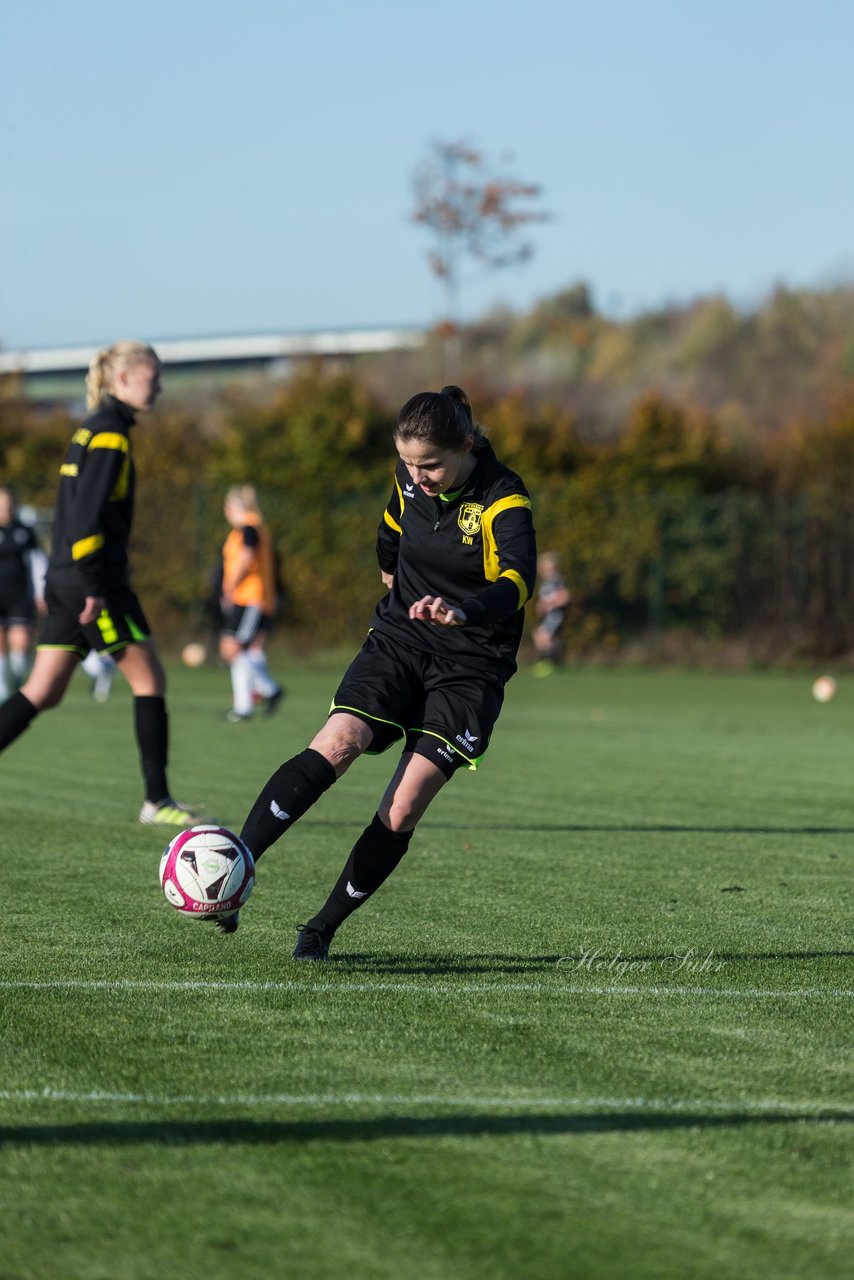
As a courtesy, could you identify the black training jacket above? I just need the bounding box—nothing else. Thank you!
[0,519,39,597]
[372,438,537,678]
[47,396,137,595]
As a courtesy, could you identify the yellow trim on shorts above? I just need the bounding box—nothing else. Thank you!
[329,702,405,755]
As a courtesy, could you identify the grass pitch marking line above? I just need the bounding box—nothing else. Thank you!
[1,979,853,998]
[0,1089,850,1115]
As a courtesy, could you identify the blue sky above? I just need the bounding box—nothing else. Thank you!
[2,0,852,349]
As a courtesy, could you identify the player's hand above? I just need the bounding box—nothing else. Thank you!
[409,595,466,627]
[79,595,105,625]
[380,570,394,590]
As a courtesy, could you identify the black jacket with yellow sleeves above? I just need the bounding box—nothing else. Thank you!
[372,438,537,678]
[47,395,136,596]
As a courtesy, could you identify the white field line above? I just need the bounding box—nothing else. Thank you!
[0,979,852,998]
[0,1088,850,1115]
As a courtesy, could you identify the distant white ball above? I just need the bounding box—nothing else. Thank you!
[159,825,254,919]
[182,642,207,668]
[812,675,837,703]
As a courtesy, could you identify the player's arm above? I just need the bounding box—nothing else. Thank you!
[68,437,128,597]
[26,545,48,613]
[411,501,537,630]
[538,583,570,613]
[376,473,404,583]
[459,500,537,627]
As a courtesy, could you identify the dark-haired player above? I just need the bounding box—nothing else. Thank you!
[0,486,46,700]
[229,385,537,958]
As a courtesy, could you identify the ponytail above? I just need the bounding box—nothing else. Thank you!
[86,340,158,410]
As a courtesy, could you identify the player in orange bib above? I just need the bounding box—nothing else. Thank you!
[219,485,284,722]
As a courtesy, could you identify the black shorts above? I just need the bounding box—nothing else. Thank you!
[37,579,152,658]
[331,630,506,778]
[0,589,36,628]
[220,604,272,645]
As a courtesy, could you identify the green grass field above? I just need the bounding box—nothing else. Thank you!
[1,656,852,1279]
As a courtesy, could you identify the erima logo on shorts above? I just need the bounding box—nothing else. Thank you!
[455,729,479,753]
[270,800,290,820]
[437,743,454,763]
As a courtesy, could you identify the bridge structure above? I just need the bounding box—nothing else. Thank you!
[0,326,425,403]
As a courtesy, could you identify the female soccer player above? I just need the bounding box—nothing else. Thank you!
[219,484,284,722]
[0,486,46,701]
[230,385,537,957]
[0,341,209,827]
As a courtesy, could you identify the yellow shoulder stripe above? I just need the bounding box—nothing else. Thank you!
[72,533,104,561]
[60,463,78,477]
[499,569,529,607]
[89,432,129,453]
[487,494,532,519]
[481,493,533,595]
[384,509,402,535]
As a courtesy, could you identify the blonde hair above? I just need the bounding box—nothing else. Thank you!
[86,341,159,410]
[225,484,262,516]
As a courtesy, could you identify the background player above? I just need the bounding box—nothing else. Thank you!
[226,385,537,957]
[219,484,284,722]
[0,485,46,701]
[531,550,570,676]
[0,341,210,827]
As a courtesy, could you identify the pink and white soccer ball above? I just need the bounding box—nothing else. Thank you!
[159,825,255,919]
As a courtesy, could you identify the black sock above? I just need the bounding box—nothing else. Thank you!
[307,813,413,935]
[134,696,169,803]
[0,691,38,752]
[240,748,337,861]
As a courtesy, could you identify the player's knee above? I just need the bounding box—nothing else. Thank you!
[322,731,366,769]
[31,680,66,710]
[380,795,420,831]
[311,714,373,770]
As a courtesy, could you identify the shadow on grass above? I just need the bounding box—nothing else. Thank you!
[332,950,854,975]
[338,953,563,974]
[305,818,854,836]
[1,1111,851,1148]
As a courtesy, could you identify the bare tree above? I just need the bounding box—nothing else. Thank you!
[413,140,550,375]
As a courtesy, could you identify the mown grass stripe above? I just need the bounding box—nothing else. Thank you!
[0,1088,851,1114]
[1,979,852,997]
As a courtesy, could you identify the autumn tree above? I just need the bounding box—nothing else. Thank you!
[412,140,550,375]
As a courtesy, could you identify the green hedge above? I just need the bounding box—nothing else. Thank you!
[3,369,854,656]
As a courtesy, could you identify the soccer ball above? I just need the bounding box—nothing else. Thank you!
[159,825,254,919]
[812,675,837,703]
[182,642,207,668]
